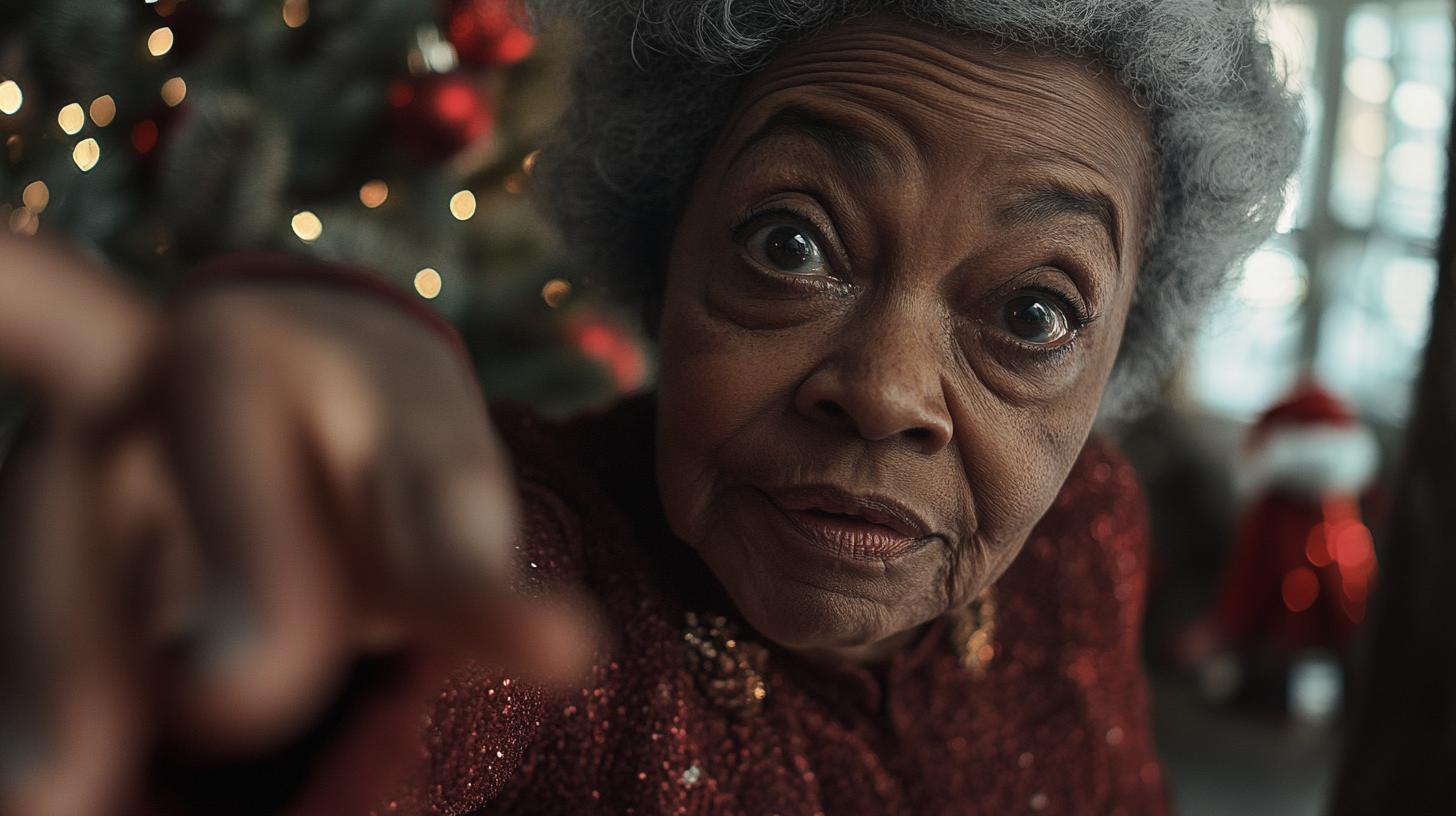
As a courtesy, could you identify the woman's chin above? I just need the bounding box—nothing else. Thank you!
[730,585,927,664]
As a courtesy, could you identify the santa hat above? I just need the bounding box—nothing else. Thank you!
[1239,381,1379,499]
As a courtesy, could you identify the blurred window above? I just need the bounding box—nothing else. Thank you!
[1189,2,1452,422]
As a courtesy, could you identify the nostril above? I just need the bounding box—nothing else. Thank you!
[904,427,932,440]
[815,399,847,418]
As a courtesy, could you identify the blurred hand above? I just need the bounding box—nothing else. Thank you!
[0,235,595,816]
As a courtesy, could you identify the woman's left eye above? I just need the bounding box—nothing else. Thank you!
[745,223,827,276]
[1001,295,1073,346]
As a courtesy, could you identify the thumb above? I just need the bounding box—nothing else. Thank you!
[382,461,604,689]
[0,235,158,415]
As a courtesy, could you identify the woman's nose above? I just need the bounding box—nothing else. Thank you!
[792,323,955,455]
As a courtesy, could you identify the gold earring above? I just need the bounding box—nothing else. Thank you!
[947,587,997,679]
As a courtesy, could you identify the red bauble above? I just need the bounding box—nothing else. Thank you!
[564,313,646,394]
[389,72,494,162]
[446,0,535,68]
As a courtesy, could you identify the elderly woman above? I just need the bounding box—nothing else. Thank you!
[0,1,1300,814]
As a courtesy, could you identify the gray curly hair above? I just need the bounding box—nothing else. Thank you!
[526,0,1305,415]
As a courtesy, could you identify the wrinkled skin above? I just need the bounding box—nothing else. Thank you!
[657,19,1154,662]
[0,15,1153,816]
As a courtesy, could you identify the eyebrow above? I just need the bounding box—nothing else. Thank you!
[728,107,893,181]
[995,186,1123,265]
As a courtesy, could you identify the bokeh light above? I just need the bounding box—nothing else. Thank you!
[291,211,323,243]
[542,278,572,308]
[89,95,116,127]
[1391,81,1446,130]
[1281,567,1320,612]
[9,207,38,236]
[148,27,174,57]
[414,268,442,299]
[1235,249,1307,309]
[72,138,100,172]
[1388,140,1443,192]
[0,80,22,115]
[1344,57,1394,104]
[1347,110,1387,158]
[58,103,85,135]
[22,181,48,214]
[283,0,309,28]
[449,190,477,220]
[161,77,187,107]
[522,150,539,174]
[360,180,388,208]
[132,119,159,153]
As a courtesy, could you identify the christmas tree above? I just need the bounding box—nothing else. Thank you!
[0,0,648,419]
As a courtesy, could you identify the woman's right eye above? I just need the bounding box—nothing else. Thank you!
[745,223,827,276]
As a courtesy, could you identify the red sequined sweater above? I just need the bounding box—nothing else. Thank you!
[259,394,1172,816]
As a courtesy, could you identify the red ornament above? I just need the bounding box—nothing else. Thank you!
[564,313,646,394]
[446,0,535,68]
[389,72,494,161]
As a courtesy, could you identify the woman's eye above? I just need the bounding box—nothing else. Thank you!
[745,223,826,276]
[1001,295,1072,346]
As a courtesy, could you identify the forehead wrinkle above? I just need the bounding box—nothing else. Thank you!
[727,104,898,183]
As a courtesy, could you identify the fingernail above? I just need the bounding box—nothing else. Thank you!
[188,580,262,669]
[0,700,48,792]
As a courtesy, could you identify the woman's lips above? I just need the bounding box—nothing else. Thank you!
[764,486,932,561]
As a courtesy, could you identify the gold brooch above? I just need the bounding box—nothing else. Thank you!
[947,587,998,679]
[682,611,768,718]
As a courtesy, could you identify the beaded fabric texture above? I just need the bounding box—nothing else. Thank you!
[290,397,1170,816]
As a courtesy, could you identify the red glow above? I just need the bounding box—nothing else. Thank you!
[433,84,476,121]
[448,0,535,67]
[565,315,646,393]
[1333,520,1374,567]
[1282,567,1320,612]
[132,119,159,153]
[389,81,413,108]
[1305,524,1332,567]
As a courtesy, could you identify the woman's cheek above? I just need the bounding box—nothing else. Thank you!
[655,307,786,543]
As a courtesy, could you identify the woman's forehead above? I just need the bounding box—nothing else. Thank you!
[709,17,1156,262]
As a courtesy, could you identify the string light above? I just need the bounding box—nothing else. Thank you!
[359,180,388,208]
[58,103,85,135]
[291,211,323,243]
[148,27,175,57]
[0,80,22,115]
[22,181,48,214]
[73,138,100,172]
[283,0,309,28]
[541,278,572,308]
[414,268,442,299]
[449,190,476,220]
[161,77,187,107]
[89,95,116,127]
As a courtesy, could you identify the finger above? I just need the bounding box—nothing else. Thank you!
[160,304,362,759]
[268,285,603,687]
[0,234,158,415]
[0,425,145,816]
[368,430,603,689]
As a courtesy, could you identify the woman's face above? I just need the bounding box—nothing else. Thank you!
[655,18,1154,661]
